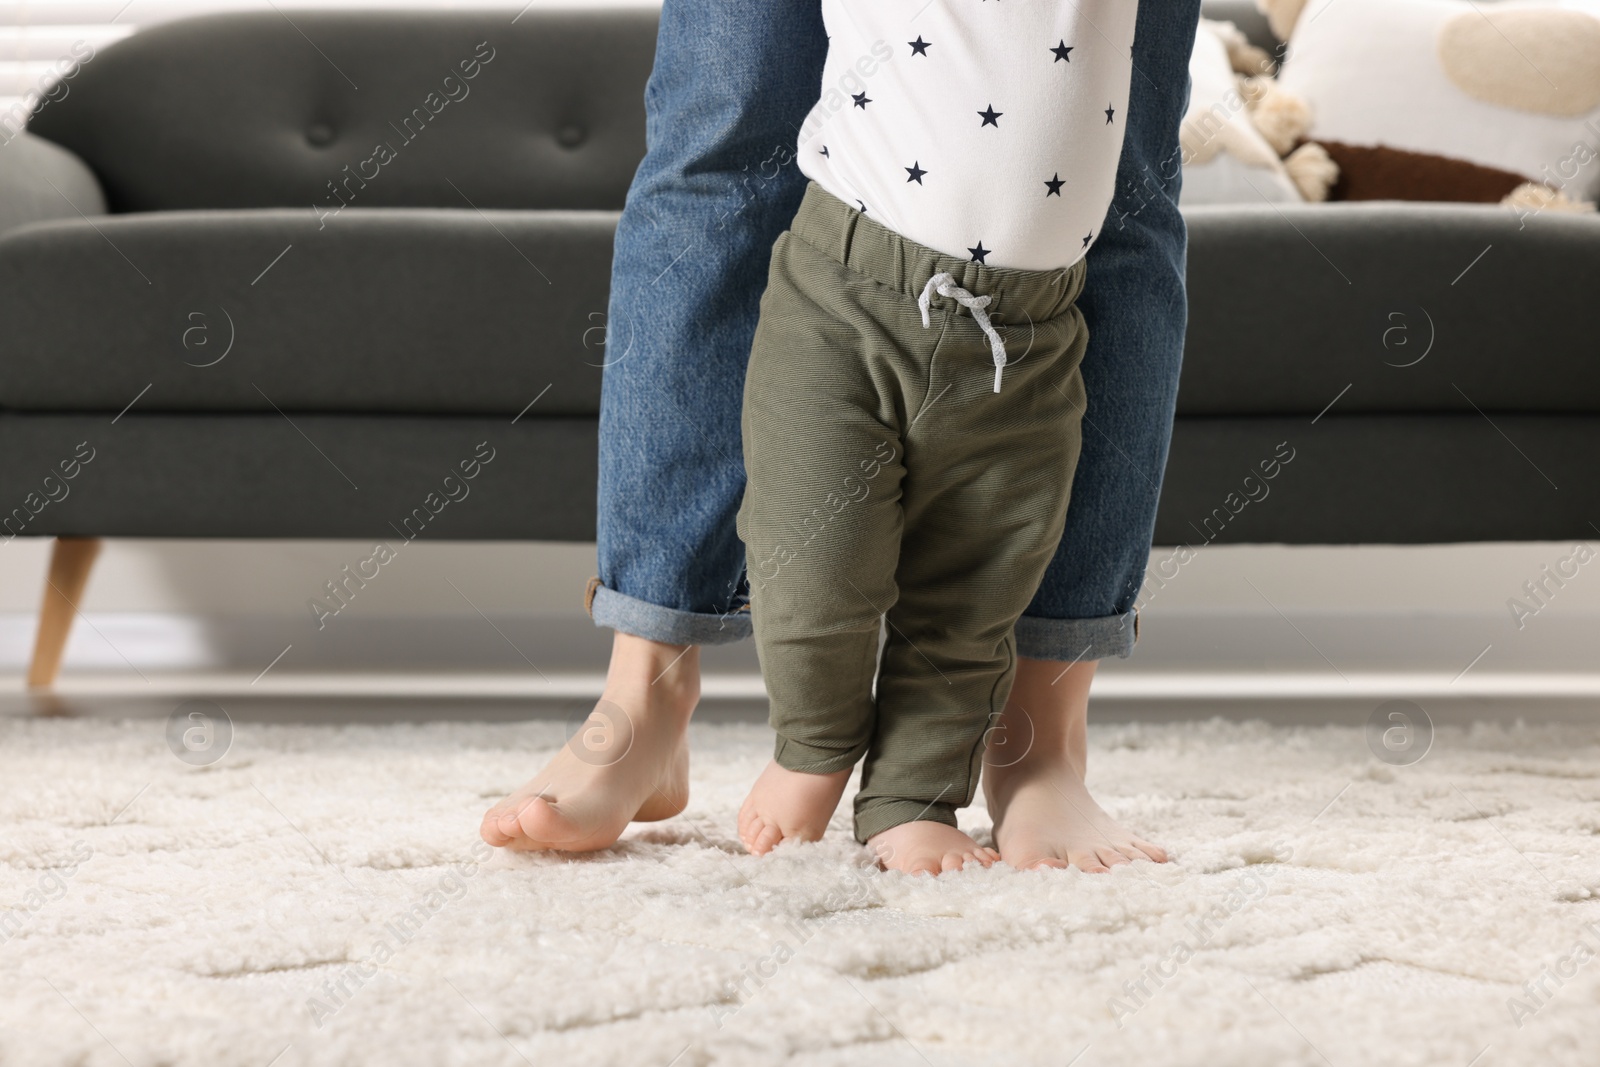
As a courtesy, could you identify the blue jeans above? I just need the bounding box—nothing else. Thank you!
[592,0,1202,662]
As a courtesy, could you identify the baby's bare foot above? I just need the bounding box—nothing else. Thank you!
[867,821,999,876]
[480,636,698,853]
[737,761,851,854]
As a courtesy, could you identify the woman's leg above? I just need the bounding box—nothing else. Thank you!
[985,0,1203,870]
[482,0,828,850]
[591,0,828,644]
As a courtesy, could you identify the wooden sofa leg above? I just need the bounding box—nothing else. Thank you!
[27,537,102,690]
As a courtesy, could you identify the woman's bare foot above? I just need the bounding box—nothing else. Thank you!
[480,633,699,852]
[983,657,1169,872]
[867,821,1000,876]
[737,761,851,854]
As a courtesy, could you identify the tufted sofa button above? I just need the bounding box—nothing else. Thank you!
[305,122,335,147]
[555,123,586,149]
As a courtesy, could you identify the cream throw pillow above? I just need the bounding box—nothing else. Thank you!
[1277,0,1600,199]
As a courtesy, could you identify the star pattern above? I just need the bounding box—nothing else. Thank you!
[803,5,1133,271]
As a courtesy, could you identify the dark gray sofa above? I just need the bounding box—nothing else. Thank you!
[3,3,1598,684]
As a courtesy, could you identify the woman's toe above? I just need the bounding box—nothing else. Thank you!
[1134,838,1169,863]
[1095,847,1131,869]
[1070,849,1109,873]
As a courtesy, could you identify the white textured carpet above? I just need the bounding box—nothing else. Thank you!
[3,712,1600,1067]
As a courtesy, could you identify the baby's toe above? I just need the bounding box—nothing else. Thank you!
[737,803,762,841]
[747,817,784,856]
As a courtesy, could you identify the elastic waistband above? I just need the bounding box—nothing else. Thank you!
[788,182,1088,326]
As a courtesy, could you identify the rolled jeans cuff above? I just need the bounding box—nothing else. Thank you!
[1014,609,1140,662]
[853,798,959,845]
[586,579,752,646]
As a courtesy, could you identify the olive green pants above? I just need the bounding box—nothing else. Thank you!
[737,183,1090,843]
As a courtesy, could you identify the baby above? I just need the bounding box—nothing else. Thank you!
[735,0,1140,873]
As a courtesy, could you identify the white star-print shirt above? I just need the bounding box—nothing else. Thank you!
[797,0,1139,272]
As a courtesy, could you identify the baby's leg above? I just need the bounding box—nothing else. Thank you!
[858,294,1093,873]
[734,235,909,855]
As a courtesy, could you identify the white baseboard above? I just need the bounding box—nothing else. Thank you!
[13,668,1600,701]
[2,607,1596,680]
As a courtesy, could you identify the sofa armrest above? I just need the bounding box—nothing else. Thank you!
[0,131,107,237]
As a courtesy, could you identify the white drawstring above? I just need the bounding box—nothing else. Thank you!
[916,272,1009,393]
